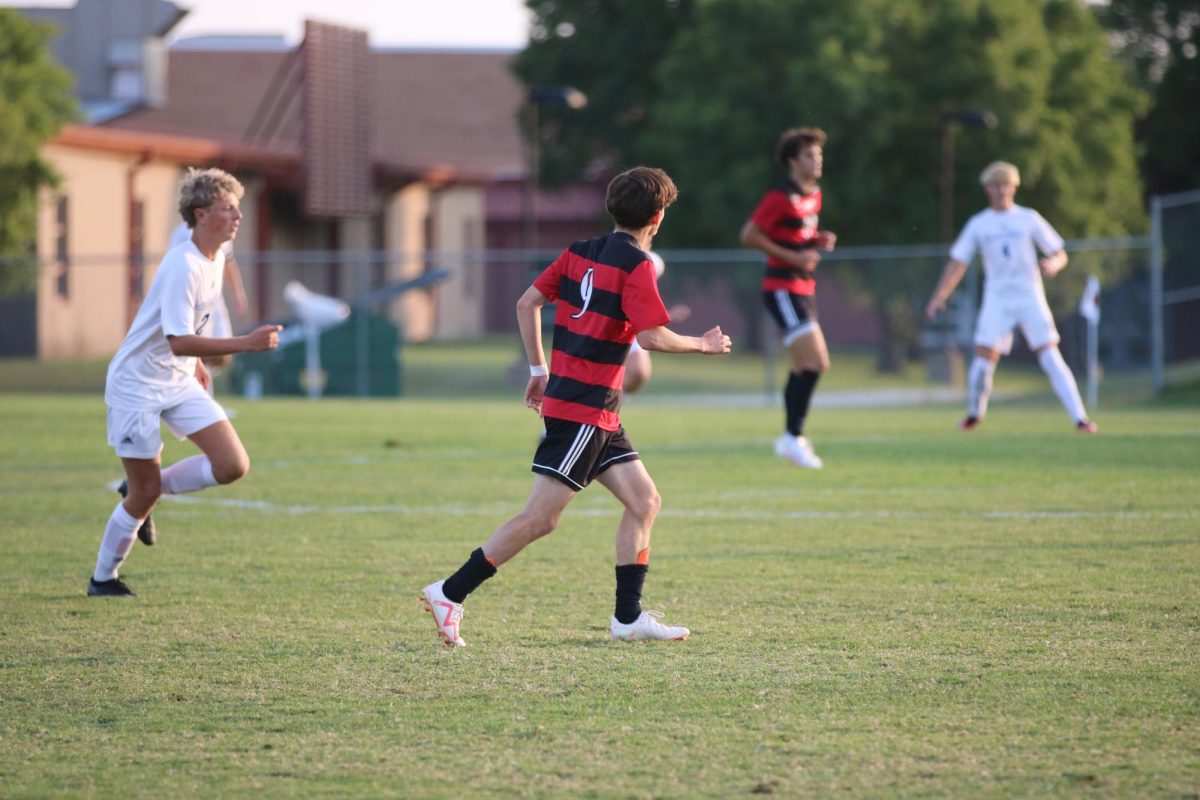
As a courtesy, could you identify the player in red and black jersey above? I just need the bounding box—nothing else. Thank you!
[420,167,732,646]
[740,127,837,469]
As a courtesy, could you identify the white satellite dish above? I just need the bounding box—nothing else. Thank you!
[284,280,350,327]
[283,280,350,399]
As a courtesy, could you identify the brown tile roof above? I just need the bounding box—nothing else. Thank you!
[101,48,526,183]
[371,51,524,179]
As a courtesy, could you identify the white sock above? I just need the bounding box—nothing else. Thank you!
[160,455,218,494]
[966,356,996,419]
[94,502,141,582]
[1038,347,1088,423]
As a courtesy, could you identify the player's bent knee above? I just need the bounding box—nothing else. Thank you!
[125,481,161,517]
[628,489,661,520]
[516,507,560,539]
[535,512,562,537]
[213,456,250,485]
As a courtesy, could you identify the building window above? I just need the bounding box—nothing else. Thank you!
[55,196,69,298]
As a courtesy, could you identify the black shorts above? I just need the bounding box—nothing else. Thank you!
[763,290,819,344]
[532,418,640,491]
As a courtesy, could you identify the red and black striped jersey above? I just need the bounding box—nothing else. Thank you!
[533,231,670,430]
[748,179,822,295]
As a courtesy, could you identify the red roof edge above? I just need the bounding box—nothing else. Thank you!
[51,124,301,172]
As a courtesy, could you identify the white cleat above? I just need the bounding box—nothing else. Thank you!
[610,610,690,642]
[774,434,823,469]
[420,580,466,647]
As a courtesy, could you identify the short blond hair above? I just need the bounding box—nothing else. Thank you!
[178,167,244,228]
[980,161,1020,187]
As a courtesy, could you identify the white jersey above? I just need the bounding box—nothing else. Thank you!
[949,205,1064,297]
[105,240,226,410]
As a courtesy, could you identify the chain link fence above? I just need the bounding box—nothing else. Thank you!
[1150,189,1200,391]
[1,221,1193,399]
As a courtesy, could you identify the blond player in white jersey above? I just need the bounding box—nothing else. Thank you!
[168,220,248,373]
[89,168,282,597]
[925,161,1097,433]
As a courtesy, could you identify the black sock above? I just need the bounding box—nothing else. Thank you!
[441,548,497,603]
[785,369,820,436]
[614,563,649,624]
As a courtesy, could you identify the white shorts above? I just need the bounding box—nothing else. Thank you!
[974,292,1059,355]
[107,382,227,459]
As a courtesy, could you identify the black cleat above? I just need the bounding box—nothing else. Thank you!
[87,577,137,597]
[116,480,156,545]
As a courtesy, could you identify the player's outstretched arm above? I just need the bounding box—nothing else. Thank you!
[925,259,968,321]
[741,220,821,271]
[636,325,731,355]
[167,324,283,358]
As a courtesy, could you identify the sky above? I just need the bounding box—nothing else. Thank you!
[3,0,533,49]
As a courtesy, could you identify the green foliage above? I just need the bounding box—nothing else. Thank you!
[0,9,76,296]
[1099,0,1200,194]
[513,0,696,187]
[1,393,1198,796]
[516,0,1147,370]
[520,0,1145,244]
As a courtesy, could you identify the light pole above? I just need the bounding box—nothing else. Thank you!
[523,86,588,258]
[939,108,997,242]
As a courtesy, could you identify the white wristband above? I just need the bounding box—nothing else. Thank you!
[529,364,548,377]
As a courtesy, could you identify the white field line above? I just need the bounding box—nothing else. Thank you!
[151,492,1193,521]
[244,427,1200,472]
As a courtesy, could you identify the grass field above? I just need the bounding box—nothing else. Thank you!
[2,379,1198,797]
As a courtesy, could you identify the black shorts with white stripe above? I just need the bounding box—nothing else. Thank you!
[763,290,819,344]
[532,417,639,491]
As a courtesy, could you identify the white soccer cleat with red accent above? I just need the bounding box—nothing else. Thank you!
[610,610,690,642]
[420,580,466,647]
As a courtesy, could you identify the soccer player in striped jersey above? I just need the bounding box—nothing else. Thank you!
[925,161,1097,433]
[740,127,837,469]
[421,167,732,646]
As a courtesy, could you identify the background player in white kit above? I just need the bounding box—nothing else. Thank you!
[925,161,1097,433]
[89,168,282,597]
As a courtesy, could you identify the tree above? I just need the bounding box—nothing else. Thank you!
[515,0,1146,368]
[1099,0,1200,194]
[0,9,76,296]
[512,0,695,188]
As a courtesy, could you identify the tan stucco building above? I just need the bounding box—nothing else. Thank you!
[17,2,603,360]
